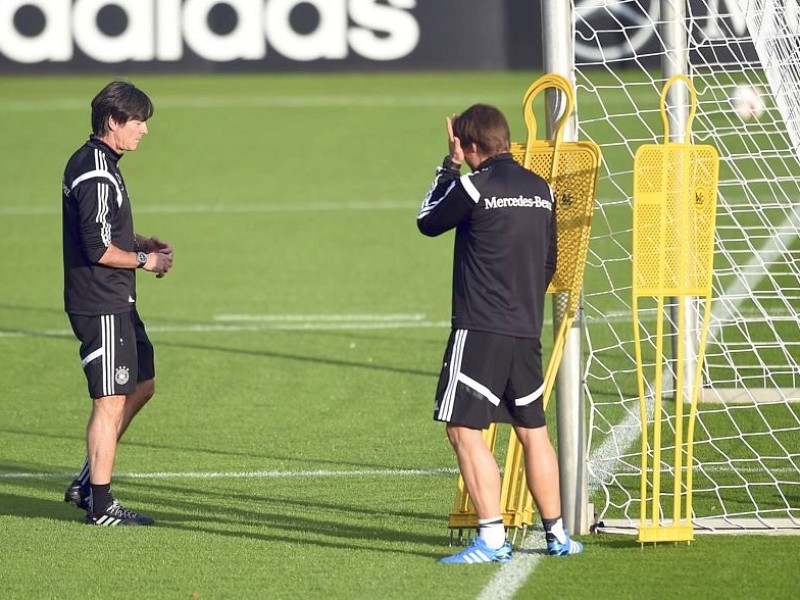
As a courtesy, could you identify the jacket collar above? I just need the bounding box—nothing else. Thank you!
[87,136,123,163]
[475,152,514,171]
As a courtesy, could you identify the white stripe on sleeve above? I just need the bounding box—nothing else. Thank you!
[96,182,111,247]
[460,174,481,203]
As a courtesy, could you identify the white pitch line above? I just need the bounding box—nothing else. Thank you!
[215,313,426,322]
[710,207,800,332]
[5,308,789,340]
[0,320,451,339]
[476,530,546,600]
[173,321,450,331]
[0,467,458,480]
[0,201,412,217]
[475,407,645,600]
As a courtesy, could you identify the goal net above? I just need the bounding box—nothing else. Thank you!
[574,0,800,532]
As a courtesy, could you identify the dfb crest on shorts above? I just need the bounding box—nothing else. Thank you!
[115,366,130,386]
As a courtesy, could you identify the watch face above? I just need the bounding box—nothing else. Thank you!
[138,252,147,266]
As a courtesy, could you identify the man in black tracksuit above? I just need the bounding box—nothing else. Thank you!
[418,104,582,562]
[62,81,173,526]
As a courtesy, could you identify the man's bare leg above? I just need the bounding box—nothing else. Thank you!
[66,380,156,511]
[118,379,155,438]
[86,394,125,512]
[446,424,501,518]
[83,388,155,525]
[513,425,561,518]
[514,424,583,556]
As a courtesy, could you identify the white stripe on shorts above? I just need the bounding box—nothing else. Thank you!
[109,315,116,395]
[80,347,103,368]
[514,383,544,406]
[457,373,501,406]
[101,315,115,396]
[440,329,467,421]
[101,316,109,396]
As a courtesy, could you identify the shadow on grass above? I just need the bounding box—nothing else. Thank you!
[0,326,438,377]
[127,477,445,523]
[156,338,437,378]
[127,480,447,559]
[0,492,84,523]
[163,519,445,560]
[0,469,447,559]
[0,471,87,524]
[0,427,423,471]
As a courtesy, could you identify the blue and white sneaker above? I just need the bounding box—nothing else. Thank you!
[547,532,583,556]
[440,537,513,564]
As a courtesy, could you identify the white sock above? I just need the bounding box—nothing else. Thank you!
[478,517,506,549]
[547,517,567,544]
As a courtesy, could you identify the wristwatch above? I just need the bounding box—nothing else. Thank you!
[136,251,148,269]
[442,155,462,172]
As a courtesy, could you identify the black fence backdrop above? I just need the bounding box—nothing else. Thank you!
[0,0,753,74]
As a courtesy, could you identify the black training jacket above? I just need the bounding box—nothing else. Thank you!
[62,138,137,316]
[417,153,557,339]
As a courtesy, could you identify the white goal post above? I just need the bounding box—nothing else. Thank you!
[551,0,800,534]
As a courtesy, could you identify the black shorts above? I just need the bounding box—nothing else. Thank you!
[68,309,155,399]
[433,329,546,430]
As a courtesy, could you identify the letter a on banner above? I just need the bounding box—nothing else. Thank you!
[448,74,601,544]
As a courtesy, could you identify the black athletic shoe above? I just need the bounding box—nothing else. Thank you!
[85,499,154,526]
[64,479,90,511]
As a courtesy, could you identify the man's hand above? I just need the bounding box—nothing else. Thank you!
[139,235,173,259]
[143,251,172,278]
[137,235,174,277]
[446,115,464,167]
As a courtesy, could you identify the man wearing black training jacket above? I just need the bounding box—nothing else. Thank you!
[62,81,173,526]
[417,104,582,562]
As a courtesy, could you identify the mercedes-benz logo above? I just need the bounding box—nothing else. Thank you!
[575,0,754,63]
[575,0,660,62]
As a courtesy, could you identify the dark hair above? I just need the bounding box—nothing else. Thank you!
[452,104,510,156]
[91,81,154,137]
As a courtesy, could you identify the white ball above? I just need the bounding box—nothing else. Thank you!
[731,84,765,121]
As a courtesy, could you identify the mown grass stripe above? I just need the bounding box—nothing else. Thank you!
[0,320,452,338]
[0,467,459,480]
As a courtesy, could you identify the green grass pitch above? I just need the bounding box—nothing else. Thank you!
[0,71,798,599]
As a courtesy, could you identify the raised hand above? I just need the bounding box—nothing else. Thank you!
[446,115,464,167]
